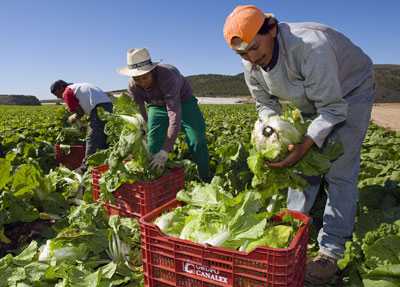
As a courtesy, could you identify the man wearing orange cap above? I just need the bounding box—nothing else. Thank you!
[224,5,375,285]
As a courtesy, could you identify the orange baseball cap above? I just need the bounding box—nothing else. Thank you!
[223,5,273,50]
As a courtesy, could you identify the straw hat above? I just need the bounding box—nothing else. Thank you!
[117,47,161,77]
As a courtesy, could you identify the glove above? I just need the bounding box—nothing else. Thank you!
[67,114,78,124]
[148,149,169,170]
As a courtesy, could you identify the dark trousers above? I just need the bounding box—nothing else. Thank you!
[79,102,113,173]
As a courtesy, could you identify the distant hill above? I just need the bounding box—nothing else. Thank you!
[40,64,400,104]
[373,64,400,103]
[186,64,400,103]
[185,73,249,97]
[0,95,41,106]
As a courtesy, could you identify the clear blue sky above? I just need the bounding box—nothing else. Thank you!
[1,0,399,100]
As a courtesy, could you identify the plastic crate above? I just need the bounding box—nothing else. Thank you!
[92,164,185,219]
[55,144,86,171]
[139,199,310,287]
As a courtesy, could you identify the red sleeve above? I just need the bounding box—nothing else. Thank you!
[62,87,79,111]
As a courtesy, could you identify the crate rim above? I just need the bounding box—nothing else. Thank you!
[93,163,186,219]
[139,198,310,254]
[92,162,184,185]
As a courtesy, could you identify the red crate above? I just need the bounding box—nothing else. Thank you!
[55,144,86,171]
[92,164,185,219]
[139,199,310,287]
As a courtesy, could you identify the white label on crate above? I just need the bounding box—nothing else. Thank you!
[182,262,228,284]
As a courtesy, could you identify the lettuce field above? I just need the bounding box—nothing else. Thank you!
[0,102,400,286]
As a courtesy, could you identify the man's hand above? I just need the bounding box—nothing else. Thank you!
[148,149,169,170]
[67,114,78,124]
[266,136,315,169]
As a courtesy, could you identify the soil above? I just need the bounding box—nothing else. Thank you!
[370,103,400,133]
[0,219,54,258]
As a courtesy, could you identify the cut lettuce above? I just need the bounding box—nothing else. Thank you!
[248,104,343,191]
[154,186,303,251]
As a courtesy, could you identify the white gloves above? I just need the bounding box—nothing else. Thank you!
[67,113,78,124]
[148,149,169,170]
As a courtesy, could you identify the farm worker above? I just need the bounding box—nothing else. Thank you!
[117,47,212,183]
[50,80,113,173]
[223,5,375,285]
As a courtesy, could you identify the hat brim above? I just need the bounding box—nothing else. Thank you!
[117,61,160,77]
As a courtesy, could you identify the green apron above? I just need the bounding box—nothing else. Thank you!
[146,97,212,182]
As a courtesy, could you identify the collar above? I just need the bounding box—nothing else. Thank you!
[263,37,279,72]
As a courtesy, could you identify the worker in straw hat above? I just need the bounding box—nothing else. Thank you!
[223,5,375,285]
[117,47,212,183]
[50,80,113,173]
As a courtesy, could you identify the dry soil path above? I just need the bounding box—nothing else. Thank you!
[370,103,400,133]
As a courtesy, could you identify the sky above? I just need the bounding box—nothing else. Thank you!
[1,0,399,100]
